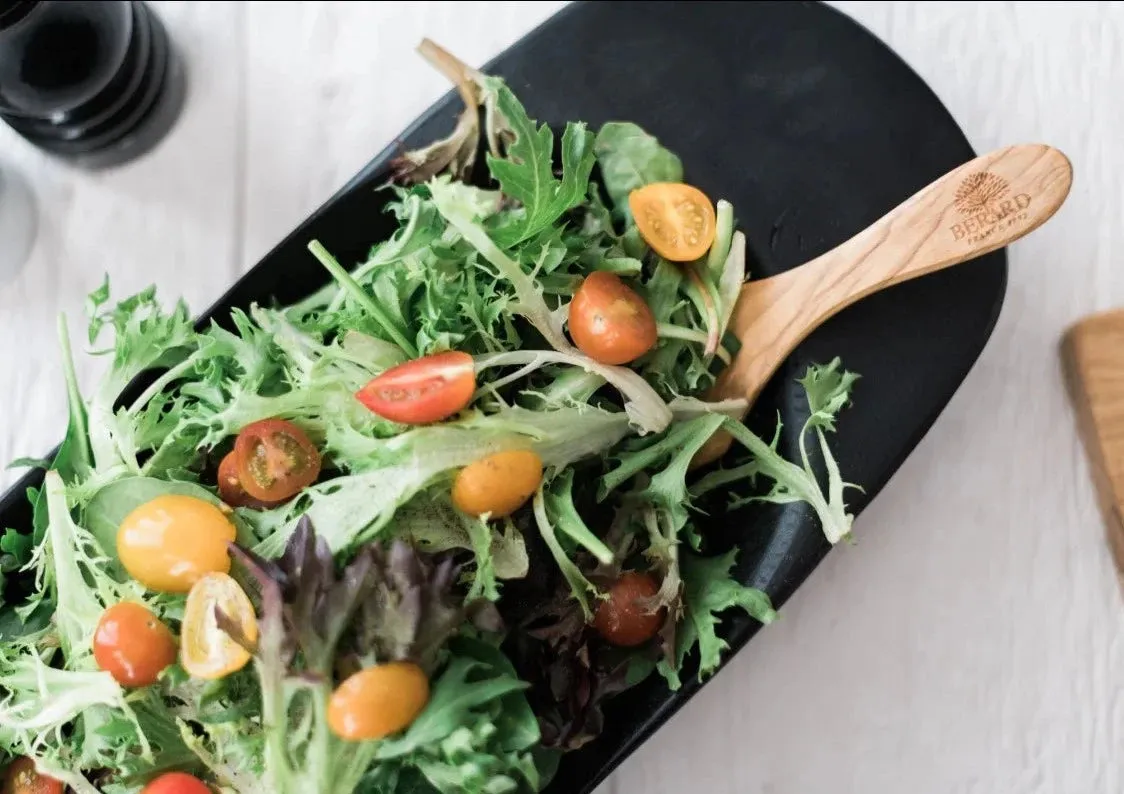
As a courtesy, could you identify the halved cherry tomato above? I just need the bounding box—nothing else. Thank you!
[181,572,258,681]
[592,571,664,647]
[117,495,237,594]
[628,182,717,262]
[1,757,63,794]
[140,772,212,794]
[328,661,430,742]
[452,449,543,519]
[568,271,658,366]
[355,351,476,425]
[232,418,321,503]
[217,451,282,510]
[93,602,177,687]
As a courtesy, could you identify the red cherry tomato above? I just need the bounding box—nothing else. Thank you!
[568,271,658,366]
[93,602,178,687]
[355,351,476,425]
[1,758,63,794]
[592,571,665,647]
[140,772,212,794]
[217,451,282,510]
[232,419,321,503]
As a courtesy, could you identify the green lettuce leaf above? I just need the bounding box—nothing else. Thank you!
[396,495,530,602]
[81,281,201,490]
[428,176,673,435]
[34,470,150,659]
[717,358,862,545]
[592,122,683,220]
[247,405,632,558]
[370,636,541,794]
[657,549,776,691]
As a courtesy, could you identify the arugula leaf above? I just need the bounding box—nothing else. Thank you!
[485,80,596,248]
[720,358,862,545]
[593,122,684,219]
[657,549,776,690]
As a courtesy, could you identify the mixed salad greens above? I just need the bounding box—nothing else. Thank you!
[0,41,861,794]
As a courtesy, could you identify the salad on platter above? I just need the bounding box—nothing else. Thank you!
[0,40,861,794]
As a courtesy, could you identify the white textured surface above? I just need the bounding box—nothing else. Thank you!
[1,2,1120,792]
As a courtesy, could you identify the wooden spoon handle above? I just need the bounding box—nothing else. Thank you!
[693,143,1073,467]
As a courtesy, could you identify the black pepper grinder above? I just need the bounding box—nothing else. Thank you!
[0,0,187,170]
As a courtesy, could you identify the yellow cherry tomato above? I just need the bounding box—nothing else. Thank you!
[451,449,543,519]
[117,495,237,594]
[628,182,717,262]
[327,662,430,742]
[181,572,258,680]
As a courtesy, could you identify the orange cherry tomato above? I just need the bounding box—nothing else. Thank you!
[140,772,212,794]
[452,450,543,519]
[93,602,177,687]
[232,418,322,503]
[1,757,63,794]
[592,571,665,647]
[328,661,430,742]
[628,182,717,262]
[117,494,237,594]
[567,271,658,366]
[355,351,476,425]
[217,451,282,510]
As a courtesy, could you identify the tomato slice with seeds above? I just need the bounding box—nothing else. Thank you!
[355,351,476,425]
[232,419,321,503]
[628,182,717,262]
[2,757,63,794]
[181,572,258,681]
[217,451,282,510]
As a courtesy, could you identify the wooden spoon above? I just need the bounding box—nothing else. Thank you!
[693,143,1074,467]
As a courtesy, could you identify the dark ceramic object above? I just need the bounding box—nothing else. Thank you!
[0,1,1005,791]
[0,0,187,169]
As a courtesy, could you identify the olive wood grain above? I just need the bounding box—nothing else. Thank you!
[1062,309,1124,582]
[694,143,1074,466]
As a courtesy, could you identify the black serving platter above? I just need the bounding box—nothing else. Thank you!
[0,1,1007,792]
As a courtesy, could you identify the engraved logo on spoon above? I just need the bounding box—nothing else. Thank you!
[950,171,1031,243]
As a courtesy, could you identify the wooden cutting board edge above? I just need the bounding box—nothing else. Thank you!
[1061,308,1124,580]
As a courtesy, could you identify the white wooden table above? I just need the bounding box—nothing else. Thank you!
[2,2,1121,792]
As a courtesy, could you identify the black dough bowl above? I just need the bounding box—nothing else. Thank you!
[0,2,1006,792]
